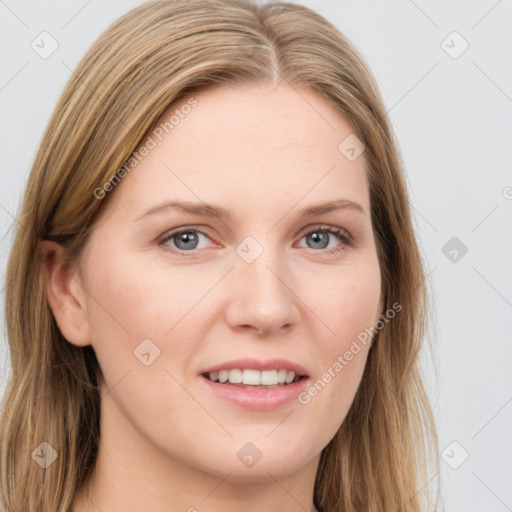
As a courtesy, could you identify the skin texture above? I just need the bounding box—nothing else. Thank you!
[41,82,383,512]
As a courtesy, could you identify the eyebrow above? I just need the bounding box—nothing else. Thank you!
[135,198,366,221]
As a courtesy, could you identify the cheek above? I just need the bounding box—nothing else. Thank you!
[297,259,380,426]
[80,254,206,424]
[80,253,177,378]
[80,248,219,401]
[313,258,381,350]
[83,250,205,339]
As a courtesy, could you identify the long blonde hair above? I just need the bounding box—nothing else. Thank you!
[0,1,440,510]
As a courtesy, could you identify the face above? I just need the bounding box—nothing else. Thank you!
[73,83,382,482]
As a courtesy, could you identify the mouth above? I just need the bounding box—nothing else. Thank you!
[202,368,305,389]
[199,359,310,410]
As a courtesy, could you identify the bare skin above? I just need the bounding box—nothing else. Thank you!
[42,82,382,512]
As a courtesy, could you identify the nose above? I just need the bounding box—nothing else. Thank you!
[224,242,300,337]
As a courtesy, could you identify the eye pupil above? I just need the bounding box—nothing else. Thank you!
[175,231,198,250]
[307,231,329,249]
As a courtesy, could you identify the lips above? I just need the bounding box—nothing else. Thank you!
[199,358,310,409]
[201,358,308,386]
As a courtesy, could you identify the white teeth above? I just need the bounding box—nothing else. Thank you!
[206,369,298,386]
[242,369,261,385]
[228,369,242,384]
[261,370,278,385]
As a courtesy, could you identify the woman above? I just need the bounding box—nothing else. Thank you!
[0,0,440,510]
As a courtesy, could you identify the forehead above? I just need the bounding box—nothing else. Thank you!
[168,82,362,163]
[103,82,370,220]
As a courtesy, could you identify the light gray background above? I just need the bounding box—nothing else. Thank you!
[1,1,511,510]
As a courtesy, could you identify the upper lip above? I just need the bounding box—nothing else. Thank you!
[201,358,309,377]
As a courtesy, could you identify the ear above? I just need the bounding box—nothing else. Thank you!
[39,240,91,347]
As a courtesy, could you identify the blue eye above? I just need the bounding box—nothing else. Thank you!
[159,224,353,256]
[160,228,212,253]
[296,225,353,254]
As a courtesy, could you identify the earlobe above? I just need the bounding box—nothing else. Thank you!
[39,240,91,347]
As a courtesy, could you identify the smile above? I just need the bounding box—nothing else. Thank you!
[204,368,301,387]
[199,359,310,410]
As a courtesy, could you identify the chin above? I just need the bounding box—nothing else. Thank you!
[196,437,318,483]
[210,459,309,484]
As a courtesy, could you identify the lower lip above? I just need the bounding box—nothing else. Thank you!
[200,375,310,410]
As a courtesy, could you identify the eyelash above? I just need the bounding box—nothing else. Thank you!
[158,224,354,257]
